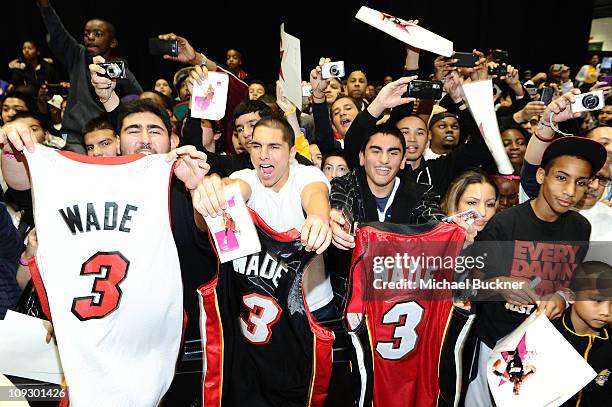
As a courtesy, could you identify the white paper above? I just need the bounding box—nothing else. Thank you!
[355,6,453,57]
[204,183,261,263]
[190,71,229,120]
[279,24,302,111]
[487,313,596,407]
[462,80,514,174]
[0,311,64,385]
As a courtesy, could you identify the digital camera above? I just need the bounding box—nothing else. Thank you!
[321,61,345,79]
[98,61,126,80]
[405,80,443,100]
[571,90,604,113]
[487,64,507,77]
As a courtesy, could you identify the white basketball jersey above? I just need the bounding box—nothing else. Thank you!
[25,146,183,407]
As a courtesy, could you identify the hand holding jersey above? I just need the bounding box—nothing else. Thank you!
[1,116,210,192]
[0,120,38,153]
[166,145,210,190]
[329,208,355,250]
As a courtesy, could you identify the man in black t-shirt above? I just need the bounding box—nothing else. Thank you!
[464,135,607,406]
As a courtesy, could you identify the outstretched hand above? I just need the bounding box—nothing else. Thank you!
[367,76,417,118]
[310,57,331,103]
[158,33,197,65]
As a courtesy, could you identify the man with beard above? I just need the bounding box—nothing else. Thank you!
[1,97,213,405]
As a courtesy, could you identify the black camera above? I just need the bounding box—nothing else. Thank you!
[488,64,507,77]
[405,80,443,100]
[148,38,178,57]
[97,61,126,80]
[490,49,509,63]
[453,52,477,68]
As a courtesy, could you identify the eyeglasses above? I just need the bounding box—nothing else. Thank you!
[591,175,612,187]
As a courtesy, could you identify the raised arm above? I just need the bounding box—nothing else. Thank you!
[344,77,416,169]
[310,57,338,154]
[275,81,312,161]
[37,0,83,69]
[157,33,248,153]
[521,89,584,198]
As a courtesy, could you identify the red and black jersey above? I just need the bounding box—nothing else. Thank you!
[344,221,467,407]
[198,209,334,407]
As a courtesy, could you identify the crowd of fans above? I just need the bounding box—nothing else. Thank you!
[1,1,611,406]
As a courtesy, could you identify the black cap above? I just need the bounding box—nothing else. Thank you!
[541,136,607,177]
[427,112,458,130]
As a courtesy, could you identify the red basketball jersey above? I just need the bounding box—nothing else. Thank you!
[344,221,466,407]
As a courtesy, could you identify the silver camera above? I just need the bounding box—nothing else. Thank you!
[98,61,126,80]
[321,61,345,79]
[571,90,604,113]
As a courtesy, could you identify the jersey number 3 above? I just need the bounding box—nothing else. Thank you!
[376,301,424,360]
[71,252,130,321]
[240,294,282,344]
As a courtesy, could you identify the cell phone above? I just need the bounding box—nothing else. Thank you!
[405,80,443,100]
[341,206,356,236]
[97,61,126,80]
[540,86,554,106]
[442,208,483,225]
[46,83,66,96]
[525,86,538,96]
[491,49,509,62]
[487,64,507,77]
[453,52,477,68]
[148,38,178,57]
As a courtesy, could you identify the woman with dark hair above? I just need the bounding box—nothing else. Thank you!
[500,125,529,173]
[441,169,499,244]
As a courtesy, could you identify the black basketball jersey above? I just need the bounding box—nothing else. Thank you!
[198,209,334,407]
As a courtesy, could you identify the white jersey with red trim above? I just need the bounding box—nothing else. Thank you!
[25,145,183,407]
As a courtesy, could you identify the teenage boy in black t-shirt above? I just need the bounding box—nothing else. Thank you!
[464,135,607,406]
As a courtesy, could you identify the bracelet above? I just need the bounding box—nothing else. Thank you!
[548,111,573,137]
[198,52,207,67]
[284,106,296,117]
[19,252,30,267]
[533,128,555,143]
[454,99,465,108]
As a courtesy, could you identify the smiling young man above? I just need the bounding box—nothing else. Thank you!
[329,124,445,252]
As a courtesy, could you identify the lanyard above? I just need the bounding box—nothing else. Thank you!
[377,178,400,222]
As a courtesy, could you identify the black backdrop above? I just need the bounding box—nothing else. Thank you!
[0,0,597,90]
